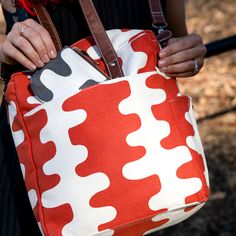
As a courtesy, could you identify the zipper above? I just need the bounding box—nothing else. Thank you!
[72,47,110,80]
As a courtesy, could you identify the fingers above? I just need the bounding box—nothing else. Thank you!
[163,58,202,77]
[1,19,57,70]
[1,40,37,70]
[158,34,207,78]
[10,32,45,68]
[159,46,203,65]
[160,34,204,57]
[18,26,50,64]
[24,19,57,59]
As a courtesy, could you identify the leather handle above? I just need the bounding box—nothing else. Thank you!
[31,0,62,52]
[148,0,167,27]
[78,0,124,79]
[148,0,172,48]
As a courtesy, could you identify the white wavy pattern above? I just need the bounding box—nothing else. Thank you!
[119,72,203,232]
[8,101,24,147]
[185,102,210,187]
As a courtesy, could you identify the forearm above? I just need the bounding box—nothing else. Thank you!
[165,0,188,37]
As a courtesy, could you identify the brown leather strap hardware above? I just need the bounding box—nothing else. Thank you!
[31,0,62,52]
[148,0,172,48]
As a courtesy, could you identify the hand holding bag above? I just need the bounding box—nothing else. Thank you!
[5,0,210,235]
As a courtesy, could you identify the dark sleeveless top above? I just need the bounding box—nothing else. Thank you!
[0,1,165,236]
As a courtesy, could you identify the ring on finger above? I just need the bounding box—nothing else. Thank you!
[192,59,200,73]
[20,25,27,37]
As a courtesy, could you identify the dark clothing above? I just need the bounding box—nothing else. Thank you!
[0,102,42,236]
[0,1,165,235]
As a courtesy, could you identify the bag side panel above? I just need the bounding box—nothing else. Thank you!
[5,74,46,234]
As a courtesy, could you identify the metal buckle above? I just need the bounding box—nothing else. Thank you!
[152,22,168,34]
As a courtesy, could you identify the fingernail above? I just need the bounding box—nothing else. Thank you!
[30,64,37,70]
[159,60,166,66]
[43,54,50,63]
[37,60,44,67]
[49,50,56,58]
[159,51,166,57]
[159,67,167,72]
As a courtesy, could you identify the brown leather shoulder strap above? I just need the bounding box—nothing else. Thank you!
[78,0,124,79]
[31,0,62,51]
[149,0,172,47]
[148,0,167,27]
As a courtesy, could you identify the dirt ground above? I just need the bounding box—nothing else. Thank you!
[0,0,236,235]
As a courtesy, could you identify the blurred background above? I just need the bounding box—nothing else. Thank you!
[0,0,235,235]
[155,0,236,235]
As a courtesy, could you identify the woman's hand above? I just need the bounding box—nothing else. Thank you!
[158,34,207,77]
[0,18,57,70]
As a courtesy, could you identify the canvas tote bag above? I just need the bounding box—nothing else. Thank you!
[5,0,210,235]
